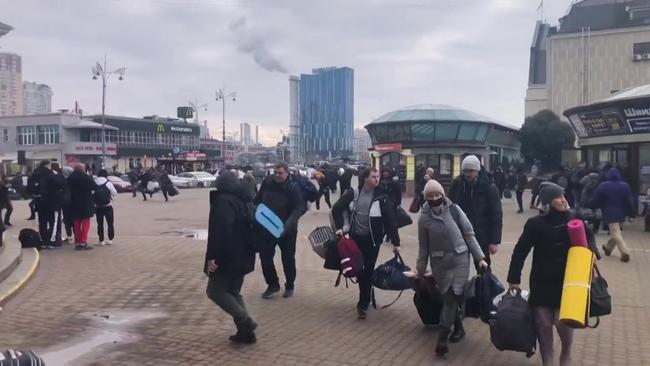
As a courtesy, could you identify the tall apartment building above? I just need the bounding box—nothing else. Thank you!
[525,0,650,119]
[23,81,53,115]
[288,75,301,162]
[353,128,372,161]
[239,122,251,151]
[255,125,259,145]
[295,66,354,162]
[0,53,23,116]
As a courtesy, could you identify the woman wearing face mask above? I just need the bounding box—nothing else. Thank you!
[507,182,600,366]
[416,179,488,357]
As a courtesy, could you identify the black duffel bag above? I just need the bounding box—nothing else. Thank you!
[411,275,443,326]
[587,265,611,328]
[489,290,537,358]
[373,253,411,291]
[465,268,505,323]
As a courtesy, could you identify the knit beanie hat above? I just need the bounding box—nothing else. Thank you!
[539,182,565,206]
[424,179,445,197]
[461,155,481,171]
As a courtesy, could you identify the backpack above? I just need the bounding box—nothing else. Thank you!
[489,290,537,358]
[291,175,318,203]
[94,181,112,206]
[19,228,41,249]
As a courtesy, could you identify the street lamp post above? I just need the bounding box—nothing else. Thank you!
[188,99,208,124]
[215,88,236,164]
[92,57,125,168]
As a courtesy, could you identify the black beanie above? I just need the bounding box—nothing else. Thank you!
[539,182,565,206]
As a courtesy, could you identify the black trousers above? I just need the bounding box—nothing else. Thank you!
[516,190,524,211]
[38,207,62,246]
[28,199,36,218]
[96,206,115,242]
[0,201,12,224]
[63,208,73,238]
[315,186,331,210]
[260,230,298,289]
[206,273,250,325]
[351,233,381,310]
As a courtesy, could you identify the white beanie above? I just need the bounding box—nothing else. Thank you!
[424,179,445,197]
[461,155,481,171]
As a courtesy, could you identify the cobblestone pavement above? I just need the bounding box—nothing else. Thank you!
[1,188,649,365]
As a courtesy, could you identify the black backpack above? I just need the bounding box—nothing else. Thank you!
[94,182,112,206]
[489,290,537,358]
[19,228,42,248]
[291,175,318,203]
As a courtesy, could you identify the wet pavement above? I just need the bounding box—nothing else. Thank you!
[1,188,650,365]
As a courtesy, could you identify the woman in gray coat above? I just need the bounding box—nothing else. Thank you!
[416,179,488,357]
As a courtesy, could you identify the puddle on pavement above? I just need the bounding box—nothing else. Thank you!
[161,229,208,240]
[39,310,166,366]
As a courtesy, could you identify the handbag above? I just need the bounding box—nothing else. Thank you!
[373,253,411,291]
[588,265,611,328]
[408,194,421,213]
[395,206,413,228]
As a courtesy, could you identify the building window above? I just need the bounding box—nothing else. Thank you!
[633,42,650,61]
[36,125,60,145]
[17,126,36,145]
[3,129,7,143]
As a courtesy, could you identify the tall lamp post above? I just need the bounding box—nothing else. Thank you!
[92,57,125,168]
[188,99,208,124]
[216,88,236,164]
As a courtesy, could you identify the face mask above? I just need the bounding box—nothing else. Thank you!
[428,197,444,207]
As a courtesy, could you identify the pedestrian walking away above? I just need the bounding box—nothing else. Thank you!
[331,167,401,320]
[256,162,306,299]
[507,182,600,366]
[94,169,118,246]
[416,179,488,356]
[205,170,257,344]
[592,167,635,263]
[515,168,528,213]
[380,166,402,207]
[0,176,13,227]
[158,171,174,202]
[312,169,331,210]
[67,163,97,250]
[448,155,503,266]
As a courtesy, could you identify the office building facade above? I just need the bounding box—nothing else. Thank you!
[298,66,354,162]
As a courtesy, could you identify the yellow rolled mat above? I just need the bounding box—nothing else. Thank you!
[559,246,595,328]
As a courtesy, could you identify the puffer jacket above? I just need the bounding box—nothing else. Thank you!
[417,199,485,295]
[448,169,503,249]
[254,175,306,234]
[592,168,635,224]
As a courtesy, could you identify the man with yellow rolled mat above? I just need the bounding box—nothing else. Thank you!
[507,182,600,366]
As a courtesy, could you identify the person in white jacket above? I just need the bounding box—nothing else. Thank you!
[94,169,118,246]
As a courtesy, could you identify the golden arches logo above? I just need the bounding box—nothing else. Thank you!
[156,124,165,133]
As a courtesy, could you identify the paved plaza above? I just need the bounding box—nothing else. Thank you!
[1,188,649,365]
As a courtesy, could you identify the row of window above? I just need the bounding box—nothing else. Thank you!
[80,130,199,150]
[368,122,491,145]
[17,125,60,145]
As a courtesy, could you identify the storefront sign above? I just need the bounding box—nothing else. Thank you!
[566,99,650,138]
[374,143,402,152]
[64,142,117,155]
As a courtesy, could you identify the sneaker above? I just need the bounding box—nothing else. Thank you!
[602,245,612,257]
[106,240,113,245]
[261,286,280,299]
[282,287,294,298]
[97,241,105,247]
[229,332,257,344]
[621,253,630,263]
[357,306,367,320]
[516,209,523,214]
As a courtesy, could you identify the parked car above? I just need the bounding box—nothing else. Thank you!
[177,171,216,187]
[106,176,133,193]
[170,175,199,188]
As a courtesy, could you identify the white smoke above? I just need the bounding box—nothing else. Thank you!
[230,16,288,74]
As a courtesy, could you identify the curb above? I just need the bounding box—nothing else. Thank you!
[0,248,40,305]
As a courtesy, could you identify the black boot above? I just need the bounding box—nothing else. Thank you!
[435,328,450,356]
[230,318,257,344]
[449,317,466,343]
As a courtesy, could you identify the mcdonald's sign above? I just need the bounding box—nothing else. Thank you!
[156,124,165,133]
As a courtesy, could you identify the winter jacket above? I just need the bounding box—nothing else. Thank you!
[493,170,506,191]
[67,171,97,219]
[93,177,118,207]
[592,168,635,224]
[515,173,528,193]
[254,176,306,234]
[325,168,339,192]
[331,186,401,246]
[507,210,599,308]
[417,199,485,295]
[0,185,9,207]
[26,166,52,198]
[380,167,402,206]
[448,170,503,249]
[204,188,255,275]
[339,169,354,194]
[45,173,68,211]
[158,173,174,191]
[579,172,601,208]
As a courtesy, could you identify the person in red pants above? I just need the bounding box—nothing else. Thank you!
[67,163,97,250]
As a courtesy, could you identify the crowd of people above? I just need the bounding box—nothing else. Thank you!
[202,155,636,365]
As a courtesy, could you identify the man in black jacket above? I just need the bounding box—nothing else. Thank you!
[331,167,400,320]
[448,155,503,266]
[380,166,402,206]
[339,167,354,194]
[205,170,257,344]
[256,162,306,299]
[27,161,54,247]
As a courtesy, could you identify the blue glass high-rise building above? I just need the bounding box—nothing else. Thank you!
[298,66,353,161]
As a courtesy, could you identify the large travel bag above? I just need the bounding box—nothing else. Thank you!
[489,290,536,358]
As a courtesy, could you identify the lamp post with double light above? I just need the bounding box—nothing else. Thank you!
[92,57,125,168]
[216,88,236,164]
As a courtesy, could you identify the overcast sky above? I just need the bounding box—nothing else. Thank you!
[1,0,572,145]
